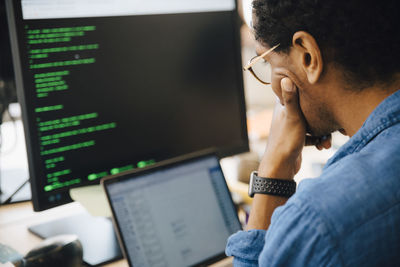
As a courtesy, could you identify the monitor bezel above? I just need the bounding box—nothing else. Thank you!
[6,0,248,211]
[102,149,242,267]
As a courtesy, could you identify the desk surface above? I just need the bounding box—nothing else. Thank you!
[0,201,127,267]
[0,201,232,267]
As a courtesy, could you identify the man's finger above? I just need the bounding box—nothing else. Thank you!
[280,77,300,115]
[305,134,332,149]
[320,134,332,149]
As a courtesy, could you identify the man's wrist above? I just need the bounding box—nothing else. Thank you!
[258,153,297,180]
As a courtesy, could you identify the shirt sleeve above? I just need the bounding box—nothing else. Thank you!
[258,202,342,267]
[225,229,267,267]
[226,202,342,267]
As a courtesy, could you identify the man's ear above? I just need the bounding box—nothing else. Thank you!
[291,31,323,84]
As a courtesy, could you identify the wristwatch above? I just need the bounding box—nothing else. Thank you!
[248,171,296,198]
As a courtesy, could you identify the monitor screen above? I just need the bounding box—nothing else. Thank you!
[6,0,248,211]
[104,154,242,266]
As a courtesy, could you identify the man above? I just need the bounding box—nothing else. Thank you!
[226,0,400,266]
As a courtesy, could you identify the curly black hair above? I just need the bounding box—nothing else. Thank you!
[252,0,400,87]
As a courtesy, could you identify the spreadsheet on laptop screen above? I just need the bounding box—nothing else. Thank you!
[107,156,241,266]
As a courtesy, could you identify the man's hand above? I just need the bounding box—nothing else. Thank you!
[259,77,331,179]
[258,77,307,179]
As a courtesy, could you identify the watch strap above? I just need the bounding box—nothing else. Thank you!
[249,172,296,198]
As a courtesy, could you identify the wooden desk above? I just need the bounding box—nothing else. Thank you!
[0,201,232,267]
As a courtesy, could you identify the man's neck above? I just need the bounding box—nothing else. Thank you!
[334,82,400,137]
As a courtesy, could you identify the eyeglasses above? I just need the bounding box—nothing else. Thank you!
[243,44,280,85]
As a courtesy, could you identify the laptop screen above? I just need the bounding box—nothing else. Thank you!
[105,155,241,266]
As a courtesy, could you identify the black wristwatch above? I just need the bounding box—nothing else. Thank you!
[248,171,296,198]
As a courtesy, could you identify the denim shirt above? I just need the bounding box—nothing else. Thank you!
[226,90,400,266]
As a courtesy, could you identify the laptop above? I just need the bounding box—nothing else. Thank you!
[102,151,242,267]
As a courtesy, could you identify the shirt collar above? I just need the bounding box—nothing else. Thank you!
[325,89,400,168]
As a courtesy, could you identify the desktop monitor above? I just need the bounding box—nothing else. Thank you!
[6,1,247,212]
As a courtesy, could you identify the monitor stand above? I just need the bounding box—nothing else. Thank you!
[28,212,123,266]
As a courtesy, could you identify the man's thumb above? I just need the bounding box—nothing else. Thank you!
[280,77,299,112]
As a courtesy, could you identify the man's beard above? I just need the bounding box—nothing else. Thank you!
[304,107,338,137]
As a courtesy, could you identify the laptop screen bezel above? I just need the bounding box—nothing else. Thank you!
[102,150,241,267]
